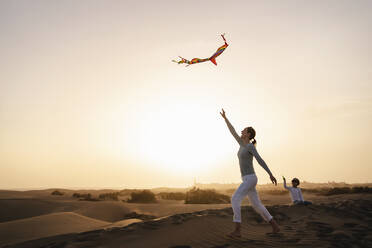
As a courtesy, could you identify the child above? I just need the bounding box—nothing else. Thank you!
[282,176,312,205]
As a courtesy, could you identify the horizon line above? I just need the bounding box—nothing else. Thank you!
[1,181,372,191]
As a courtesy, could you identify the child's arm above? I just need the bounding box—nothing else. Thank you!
[283,177,290,190]
[283,176,289,189]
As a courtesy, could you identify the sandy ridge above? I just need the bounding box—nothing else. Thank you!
[4,198,372,248]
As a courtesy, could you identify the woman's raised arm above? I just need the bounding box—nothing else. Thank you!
[220,108,244,146]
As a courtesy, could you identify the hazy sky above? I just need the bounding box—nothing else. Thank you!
[1,0,371,189]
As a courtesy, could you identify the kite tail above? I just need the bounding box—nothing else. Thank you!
[221,33,228,45]
[172,56,191,65]
[172,59,184,64]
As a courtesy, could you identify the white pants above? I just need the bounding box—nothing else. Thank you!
[231,174,272,223]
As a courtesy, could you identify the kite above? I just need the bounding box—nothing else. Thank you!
[172,34,229,66]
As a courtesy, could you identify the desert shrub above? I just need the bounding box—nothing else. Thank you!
[72,193,91,198]
[158,192,186,200]
[351,186,372,194]
[310,187,372,196]
[325,187,351,195]
[225,188,236,194]
[51,190,64,196]
[72,193,99,201]
[99,192,119,201]
[185,187,230,204]
[351,187,364,194]
[119,189,141,196]
[127,190,157,203]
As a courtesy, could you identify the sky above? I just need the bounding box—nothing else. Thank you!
[0,0,371,189]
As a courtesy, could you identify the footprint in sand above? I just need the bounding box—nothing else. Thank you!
[284,225,293,230]
[306,221,334,237]
[265,232,284,238]
[328,231,354,248]
[343,222,358,228]
[284,238,301,243]
[331,230,352,240]
[350,227,368,239]
[294,229,306,236]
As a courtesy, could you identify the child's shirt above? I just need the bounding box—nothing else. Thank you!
[284,181,304,202]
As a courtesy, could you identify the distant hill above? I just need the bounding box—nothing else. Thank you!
[1,182,371,196]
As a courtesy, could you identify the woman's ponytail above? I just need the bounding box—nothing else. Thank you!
[251,138,257,146]
[246,126,257,146]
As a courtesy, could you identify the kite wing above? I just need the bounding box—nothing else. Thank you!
[210,58,217,66]
[172,34,229,66]
[208,34,228,66]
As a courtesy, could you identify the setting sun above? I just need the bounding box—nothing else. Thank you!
[122,100,230,176]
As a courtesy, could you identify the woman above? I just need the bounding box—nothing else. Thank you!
[220,108,280,238]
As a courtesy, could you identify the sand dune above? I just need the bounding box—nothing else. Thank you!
[74,201,133,222]
[123,200,231,217]
[1,190,372,248]
[0,198,132,223]
[0,212,110,246]
[5,196,372,248]
[0,198,65,222]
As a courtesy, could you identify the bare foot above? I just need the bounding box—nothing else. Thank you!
[270,219,280,233]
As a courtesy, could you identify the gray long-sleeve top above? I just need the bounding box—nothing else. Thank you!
[224,118,272,177]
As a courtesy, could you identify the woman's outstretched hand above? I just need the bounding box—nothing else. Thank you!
[270,175,277,186]
[220,108,226,119]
